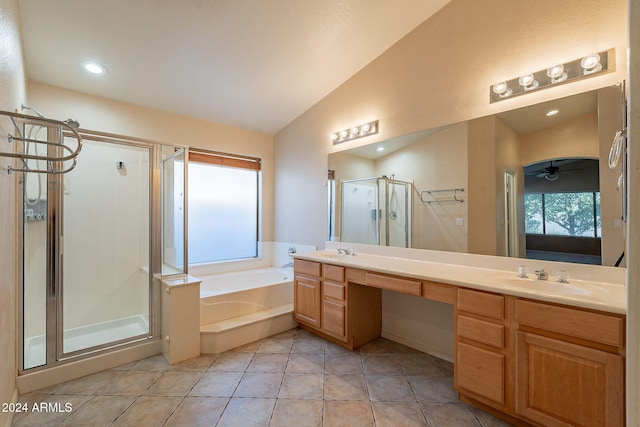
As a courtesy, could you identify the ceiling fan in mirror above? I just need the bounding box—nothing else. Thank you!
[528,160,581,181]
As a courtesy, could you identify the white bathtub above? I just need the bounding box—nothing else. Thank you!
[198,267,294,326]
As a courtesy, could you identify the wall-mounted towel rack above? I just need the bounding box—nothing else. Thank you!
[420,188,464,204]
[0,109,83,174]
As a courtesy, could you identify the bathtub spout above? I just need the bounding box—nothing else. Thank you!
[281,261,294,268]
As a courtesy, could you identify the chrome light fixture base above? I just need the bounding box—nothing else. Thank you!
[490,49,611,103]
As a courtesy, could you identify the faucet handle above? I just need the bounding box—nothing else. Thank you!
[534,269,549,280]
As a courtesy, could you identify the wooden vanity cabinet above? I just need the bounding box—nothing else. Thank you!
[293,259,322,328]
[515,299,625,427]
[455,288,513,413]
[294,260,381,349]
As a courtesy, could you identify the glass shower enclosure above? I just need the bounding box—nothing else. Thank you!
[340,177,412,247]
[19,121,186,371]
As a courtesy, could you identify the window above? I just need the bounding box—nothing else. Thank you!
[187,149,260,264]
[525,192,601,237]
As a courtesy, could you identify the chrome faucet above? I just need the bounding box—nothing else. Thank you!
[534,269,549,280]
[337,247,356,256]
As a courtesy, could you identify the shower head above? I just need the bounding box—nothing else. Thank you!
[64,118,80,129]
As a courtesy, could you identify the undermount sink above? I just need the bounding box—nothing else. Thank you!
[487,273,591,295]
[310,251,346,260]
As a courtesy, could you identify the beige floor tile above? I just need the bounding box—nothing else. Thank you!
[271,329,297,340]
[103,370,162,395]
[358,338,394,354]
[111,396,182,427]
[169,354,217,371]
[270,399,323,427]
[323,400,375,427]
[230,340,262,352]
[366,375,415,402]
[325,353,363,374]
[285,353,324,373]
[408,376,457,403]
[256,337,293,354]
[58,395,135,426]
[247,353,289,372]
[397,354,444,377]
[433,357,454,377]
[189,371,243,397]
[143,371,203,396]
[371,401,429,427]
[324,374,369,401]
[234,372,284,398]
[109,361,138,371]
[217,397,275,427]
[12,394,91,427]
[291,336,326,354]
[362,354,403,375]
[164,397,228,427]
[325,341,353,355]
[390,342,424,354]
[208,352,253,371]
[420,402,482,427]
[469,406,516,427]
[130,354,170,371]
[54,370,123,395]
[278,373,323,399]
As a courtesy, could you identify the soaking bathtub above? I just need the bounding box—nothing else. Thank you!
[198,267,294,326]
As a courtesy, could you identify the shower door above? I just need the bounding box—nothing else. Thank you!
[340,177,412,247]
[61,138,151,356]
[21,130,154,369]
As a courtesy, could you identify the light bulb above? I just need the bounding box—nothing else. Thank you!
[546,64,567,83]
[546,109,559,116]
[339,130,348,138]
[581,53,602,74]
[492,82,509,95]
[361,124,371,133]
[331,133,339,141]
[350,127,360,136]
[518,74,538,91]
[81,61,107,75]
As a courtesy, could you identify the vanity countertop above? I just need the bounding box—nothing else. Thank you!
[293,250,626,315]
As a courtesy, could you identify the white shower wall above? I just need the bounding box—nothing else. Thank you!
[62,140,150,331]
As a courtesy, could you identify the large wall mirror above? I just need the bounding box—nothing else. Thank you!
[328,84,626,267]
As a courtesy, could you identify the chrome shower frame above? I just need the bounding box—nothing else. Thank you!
[17,126,189,374]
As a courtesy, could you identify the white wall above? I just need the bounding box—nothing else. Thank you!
[0,0,26,423]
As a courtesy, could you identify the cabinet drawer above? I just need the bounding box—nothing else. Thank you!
[456,342,505,404]
[324,281,345,301]
[422,280,455,304]
[366,273,421,296]
[516,299,624,348]
[323,299,346,339]
[458,289,504,320]
[294,259,321,278]
[458,315,504,348]
[324,264,345,283]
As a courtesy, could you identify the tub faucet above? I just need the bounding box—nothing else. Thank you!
[534,269,549,280]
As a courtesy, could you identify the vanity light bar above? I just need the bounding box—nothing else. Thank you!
[331,120,379,144]
[490,50,610,103]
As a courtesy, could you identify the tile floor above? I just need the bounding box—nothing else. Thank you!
[12,328,514,426]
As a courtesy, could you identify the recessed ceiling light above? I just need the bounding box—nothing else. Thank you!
[376,147,385,152]
[546,109,559,116]
[81,61,107,75]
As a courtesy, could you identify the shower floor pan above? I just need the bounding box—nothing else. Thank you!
[23,314,149,369]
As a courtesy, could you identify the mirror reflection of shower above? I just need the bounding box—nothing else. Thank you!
[340,175,412,247]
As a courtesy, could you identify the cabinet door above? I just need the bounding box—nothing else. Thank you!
[322,298,345,340]
[456,342,505,405]
[294,276,321,328]
[516,332,624,427]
